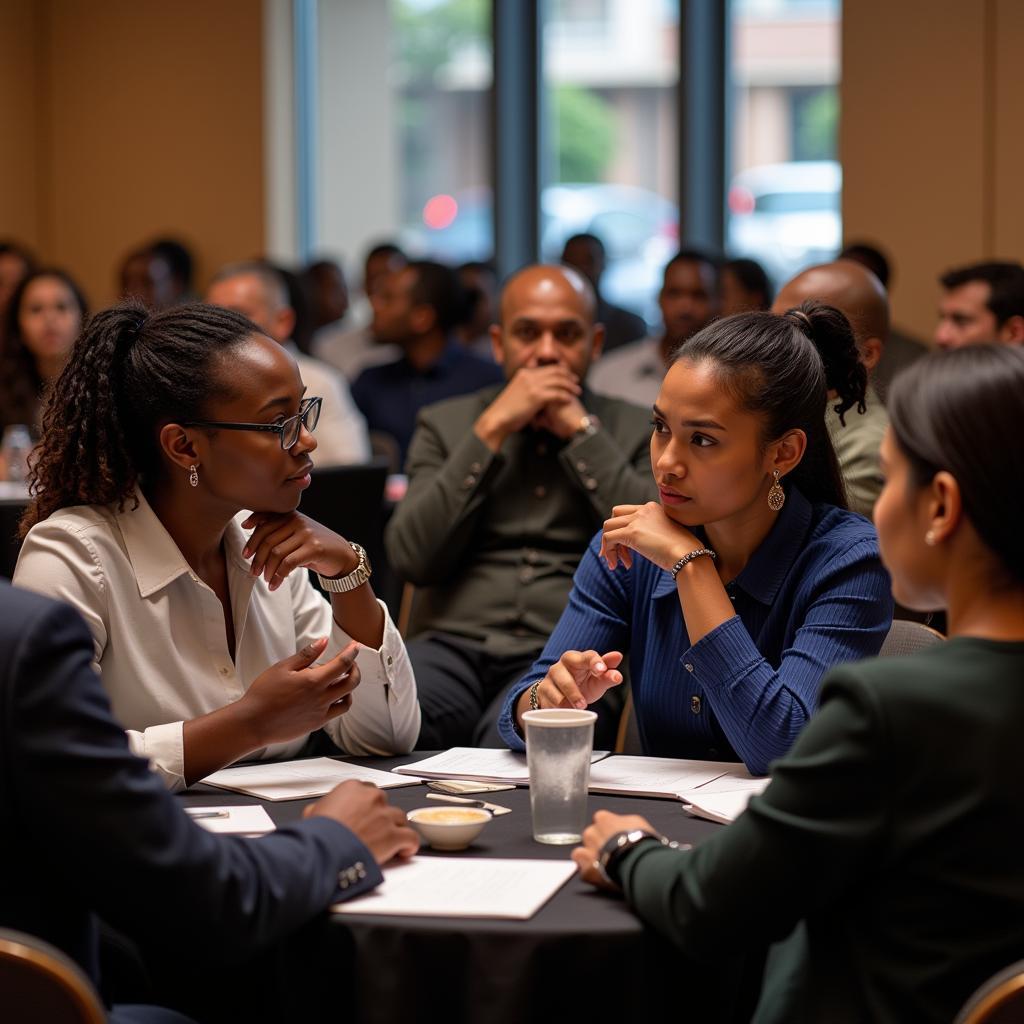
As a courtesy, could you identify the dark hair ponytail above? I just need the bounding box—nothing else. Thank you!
[674,300,866,509]
[784,302,867,426]
[888,344,1024,586]
[22,300,258,536]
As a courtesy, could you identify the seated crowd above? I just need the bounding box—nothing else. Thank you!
[1,229,1023,1023]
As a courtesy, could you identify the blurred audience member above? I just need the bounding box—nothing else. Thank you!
[456,260,498,359]
[561,233,647,353]
[315,242,407,380]
[352,260,503,464]
[151,237,196,303]
[589,249,720,407]
[385,264,656,748]
[840,241,927,402]
[119,246,178,310]
[207,262,370,465]
[0,240,35,319]
[306,258,350,335]
[0,268,86,436]
[266,260,316,355]
[935,260,1024,349]
[774,261,889,517]
[720,257,772,315]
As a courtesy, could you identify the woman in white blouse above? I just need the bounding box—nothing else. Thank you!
[15,301,419,790]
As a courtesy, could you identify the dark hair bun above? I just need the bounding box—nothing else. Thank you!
[786,301,867,426]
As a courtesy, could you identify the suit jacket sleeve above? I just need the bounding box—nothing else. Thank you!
[385,402,504,585]
[555,413,658,519]
[616,665,886,958]
[6,594,383,964]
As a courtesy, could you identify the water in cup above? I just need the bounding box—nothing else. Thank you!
[523,708,597,845]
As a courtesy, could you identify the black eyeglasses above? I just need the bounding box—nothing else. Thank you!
[182,396,322,450]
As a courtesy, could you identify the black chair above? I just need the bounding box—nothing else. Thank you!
[298,460,402,613]
[298,459,389,555]
[0,499,27,579]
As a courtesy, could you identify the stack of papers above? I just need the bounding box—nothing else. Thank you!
[393,747,610,785]
[332,857,577,919]
[185,804,276,835]
[587,755,745,798]
[202,757,423,801]
[678,775,772,824]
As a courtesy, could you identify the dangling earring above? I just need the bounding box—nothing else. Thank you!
[767,469,785,512]
[189,464,199,488]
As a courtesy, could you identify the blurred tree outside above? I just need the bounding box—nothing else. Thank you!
[795,87,838,161]
[553,84,615,182]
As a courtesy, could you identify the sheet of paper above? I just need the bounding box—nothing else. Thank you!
[587,755,742,799]
[393,747,609,784]
[185,804,276,835]
[332,857,577,919]
[679,778,771,824]
[203,757,423,801]
[684,768,768,795]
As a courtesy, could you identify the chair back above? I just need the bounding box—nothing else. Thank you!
[0,929,106,1024]
[955,961,1024,1024]
[298,460,389,556]
[879,619,945,658]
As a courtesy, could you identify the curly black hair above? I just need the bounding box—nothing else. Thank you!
[673,301,867,510]
[21,300,259,537]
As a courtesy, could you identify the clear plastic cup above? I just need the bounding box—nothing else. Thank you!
[523,708,597,845]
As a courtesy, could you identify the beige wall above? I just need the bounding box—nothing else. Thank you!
[0,0,265,308]
[0,1,44,250]
[842,0,1024,340]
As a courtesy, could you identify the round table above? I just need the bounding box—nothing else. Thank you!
[184,754,763,1024]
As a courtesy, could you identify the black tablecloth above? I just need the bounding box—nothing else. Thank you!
[181,754,763,1024]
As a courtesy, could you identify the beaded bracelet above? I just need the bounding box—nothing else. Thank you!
[669,547,716,580]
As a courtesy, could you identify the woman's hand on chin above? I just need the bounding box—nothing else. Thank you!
[241,511,358,591]
[600,502,702,572]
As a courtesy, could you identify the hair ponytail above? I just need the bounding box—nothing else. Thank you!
[21,300,258,536]
[675,301,861,509]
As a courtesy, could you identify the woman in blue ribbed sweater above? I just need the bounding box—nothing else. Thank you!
[498,302,893,774]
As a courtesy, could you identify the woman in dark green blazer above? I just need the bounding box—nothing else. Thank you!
[573,344,1024,1024]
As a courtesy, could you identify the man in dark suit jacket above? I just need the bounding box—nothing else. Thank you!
[0,582,417,1021]
[386,265,657,749]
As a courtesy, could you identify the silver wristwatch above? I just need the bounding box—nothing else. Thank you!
[597,828,688,888]
[317,543,372,593]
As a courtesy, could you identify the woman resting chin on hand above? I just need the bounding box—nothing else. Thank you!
[504,302,893,775]
[14,301,420,790]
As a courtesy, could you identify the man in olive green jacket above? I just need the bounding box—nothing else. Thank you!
[385,265,657,747]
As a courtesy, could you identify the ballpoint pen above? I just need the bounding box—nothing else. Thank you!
[186,810,231,819]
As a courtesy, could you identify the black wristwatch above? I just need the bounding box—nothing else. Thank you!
[596,829,689,889]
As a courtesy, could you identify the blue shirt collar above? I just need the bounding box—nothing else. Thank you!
[652,486,814,605]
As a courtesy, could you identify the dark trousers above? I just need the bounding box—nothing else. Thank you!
[408,633,538,748]
[409,632,626,750]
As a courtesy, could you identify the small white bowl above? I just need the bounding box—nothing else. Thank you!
[407,806,492,851]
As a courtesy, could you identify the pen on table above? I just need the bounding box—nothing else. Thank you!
[186,810,231,820]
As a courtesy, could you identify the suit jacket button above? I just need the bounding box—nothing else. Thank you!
[690,695,702,714]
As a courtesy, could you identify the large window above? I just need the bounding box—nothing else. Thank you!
[543,0,679,326]
[726,0,842,288]
[393,0,493,262]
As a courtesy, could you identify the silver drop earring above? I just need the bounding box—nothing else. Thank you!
[189,464,199,488]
